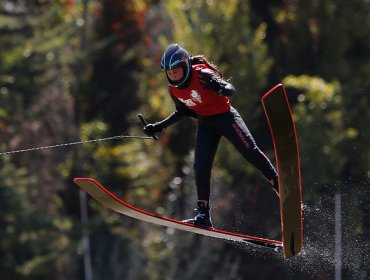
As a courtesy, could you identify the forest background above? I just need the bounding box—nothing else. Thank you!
[0,0,369,279]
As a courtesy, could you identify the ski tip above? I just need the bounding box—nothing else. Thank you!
[73,177,96,184]
[74,177,84,183]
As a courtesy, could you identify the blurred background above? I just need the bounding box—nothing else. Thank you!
[0,0,369,279]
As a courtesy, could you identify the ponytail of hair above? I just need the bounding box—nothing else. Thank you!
[190,55,223,78]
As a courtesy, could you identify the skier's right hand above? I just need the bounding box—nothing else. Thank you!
[143,123,163,137]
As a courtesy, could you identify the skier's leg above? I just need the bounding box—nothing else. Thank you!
[193,123,221,204]
[183,123,220,228]
[222,108,279,195]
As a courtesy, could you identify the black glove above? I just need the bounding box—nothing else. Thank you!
[143,123,163,137]
[199,69,236,97]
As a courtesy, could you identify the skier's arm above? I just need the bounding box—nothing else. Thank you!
[143,96,197,137]
[199,68,236,97]
[157,95,197,127]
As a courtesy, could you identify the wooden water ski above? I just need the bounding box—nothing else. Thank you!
[74,178,282,249]
[262,83,303,258]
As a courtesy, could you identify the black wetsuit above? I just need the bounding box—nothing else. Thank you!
[193,107,277,201]
[151,66,278,203]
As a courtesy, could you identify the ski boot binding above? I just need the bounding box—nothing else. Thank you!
[183,201,213,228]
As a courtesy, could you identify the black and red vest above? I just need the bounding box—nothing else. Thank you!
[168,64,231,116]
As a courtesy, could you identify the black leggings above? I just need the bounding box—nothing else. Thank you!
[194,107,277,202]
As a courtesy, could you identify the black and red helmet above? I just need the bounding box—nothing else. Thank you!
[161,44,191,87]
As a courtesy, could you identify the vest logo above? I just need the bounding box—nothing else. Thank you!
[178,90,202,107]
[179,98,197,107]
[190,90,202,103]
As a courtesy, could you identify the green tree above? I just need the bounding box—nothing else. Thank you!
[0,156,77,279]
[0,1,87,278]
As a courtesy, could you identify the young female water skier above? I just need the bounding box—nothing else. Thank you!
[143,44,278,228]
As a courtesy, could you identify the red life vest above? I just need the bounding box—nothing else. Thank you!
[168,64,231,116]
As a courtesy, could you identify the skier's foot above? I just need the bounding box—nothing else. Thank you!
[183,201,213,228]
[269,178,280,197]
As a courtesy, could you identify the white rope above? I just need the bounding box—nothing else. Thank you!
[0,115,156,156]
[0,135,153,156]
